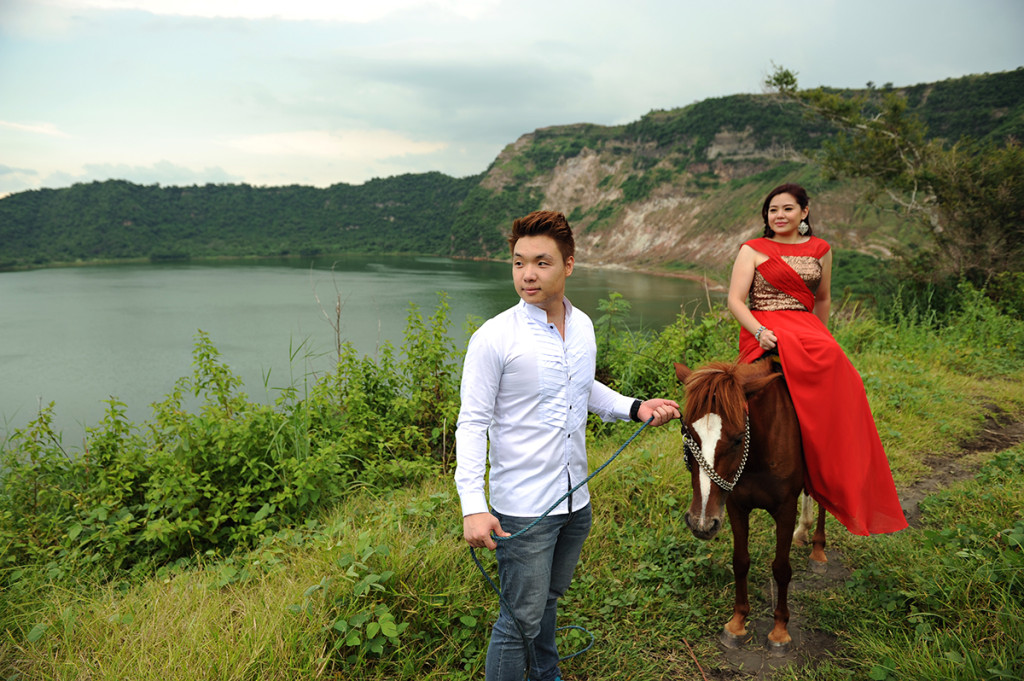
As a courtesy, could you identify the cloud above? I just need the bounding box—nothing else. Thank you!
[0,164,38,177]
[2,0,1021,197]
[0,120,71,138]
[36,160,244,189]
[0,165,41,197]
[220,129,447,160]
[42,0,499,22]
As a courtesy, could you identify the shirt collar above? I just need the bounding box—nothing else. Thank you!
[517,296,574,325]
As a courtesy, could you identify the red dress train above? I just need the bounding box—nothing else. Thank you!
[738,237,907,536]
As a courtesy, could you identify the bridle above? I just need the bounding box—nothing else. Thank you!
[681,414,751,492]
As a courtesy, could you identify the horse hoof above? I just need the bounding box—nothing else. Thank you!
[720,628,753,649]
[767,638,793,657]
[809,559,828,575]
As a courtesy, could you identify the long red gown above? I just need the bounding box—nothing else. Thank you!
[738,237,907,536]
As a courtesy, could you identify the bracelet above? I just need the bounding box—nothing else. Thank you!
[754,326,766,341]
[629,399,643,422]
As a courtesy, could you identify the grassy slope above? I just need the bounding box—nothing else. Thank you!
[3,309,1023,680]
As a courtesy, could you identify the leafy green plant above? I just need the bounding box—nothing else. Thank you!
[594,291,631,361]
[287,533,409,672]
[0,295,468,583]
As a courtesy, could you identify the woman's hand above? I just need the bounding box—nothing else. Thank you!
[758,328,778,351]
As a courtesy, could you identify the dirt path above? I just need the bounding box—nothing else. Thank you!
[706,411,1024,680]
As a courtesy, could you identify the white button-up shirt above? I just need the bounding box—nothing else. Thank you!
[455,298,635,518]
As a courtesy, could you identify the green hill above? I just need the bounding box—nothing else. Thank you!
[1,68,1021,274]
[0,173,479,268]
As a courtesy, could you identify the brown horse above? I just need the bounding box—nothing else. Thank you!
[674,358,827,652]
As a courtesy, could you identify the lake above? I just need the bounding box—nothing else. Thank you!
[1,255,724,444]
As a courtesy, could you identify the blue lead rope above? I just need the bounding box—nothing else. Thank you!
[469,416,654,674]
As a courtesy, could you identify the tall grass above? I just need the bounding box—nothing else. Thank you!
[4,436,1020,679]
[784,446,1024,681]
[2,284,1023,679]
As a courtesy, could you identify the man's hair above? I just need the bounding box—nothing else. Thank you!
[508,210,575,262]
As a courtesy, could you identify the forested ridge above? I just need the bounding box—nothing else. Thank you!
[1,68,1021,270]
[0,172,480,268]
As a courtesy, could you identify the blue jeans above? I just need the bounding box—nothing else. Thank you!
[486,504,592,681]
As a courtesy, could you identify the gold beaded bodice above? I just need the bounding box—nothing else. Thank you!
[749,256,822,312]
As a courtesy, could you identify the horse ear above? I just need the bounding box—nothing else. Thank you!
[742,372,782,396]
[674,363,692,382]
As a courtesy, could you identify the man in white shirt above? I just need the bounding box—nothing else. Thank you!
[455,210,680,681]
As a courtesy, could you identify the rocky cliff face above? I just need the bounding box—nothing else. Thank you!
[480,127,900,284]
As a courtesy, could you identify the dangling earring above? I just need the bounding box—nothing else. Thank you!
[798,220,809,236]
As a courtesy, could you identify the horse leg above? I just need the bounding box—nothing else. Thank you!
[768,500,797,652]
[792,492,814,546]
[721,506,751,647]
[794,494,828,572]
[809,503,828,573]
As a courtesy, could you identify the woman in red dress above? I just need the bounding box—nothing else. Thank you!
[726,183,907,536]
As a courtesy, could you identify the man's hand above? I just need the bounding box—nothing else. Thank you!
[463,512,509,550]
[638,398,681,426]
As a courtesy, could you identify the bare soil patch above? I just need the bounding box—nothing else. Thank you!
[902,406,1024,528]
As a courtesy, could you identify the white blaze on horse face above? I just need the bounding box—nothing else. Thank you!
[692,413,723,522]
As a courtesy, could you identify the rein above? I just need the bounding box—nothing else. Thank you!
[681,414,751,492]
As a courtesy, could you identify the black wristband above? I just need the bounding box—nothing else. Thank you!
[629,399,643,422]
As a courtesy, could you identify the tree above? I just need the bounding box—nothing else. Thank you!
[765,65,1024,288]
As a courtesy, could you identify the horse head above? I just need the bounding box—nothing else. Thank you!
[674,361,781,540]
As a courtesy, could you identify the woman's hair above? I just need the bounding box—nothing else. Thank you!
[761,183,812,238]
[508,210,575,263]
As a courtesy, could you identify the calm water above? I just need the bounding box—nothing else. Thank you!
[1,255,722,444]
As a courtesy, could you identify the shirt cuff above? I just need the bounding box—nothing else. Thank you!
[460,493,489,517]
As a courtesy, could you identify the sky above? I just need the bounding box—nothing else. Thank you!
[1,0,1022,198]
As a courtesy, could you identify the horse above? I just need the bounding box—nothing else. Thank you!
[674,357,827,652]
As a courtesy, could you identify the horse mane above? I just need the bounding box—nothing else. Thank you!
[683,360,775,427]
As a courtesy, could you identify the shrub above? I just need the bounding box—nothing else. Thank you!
[0,296,466,582]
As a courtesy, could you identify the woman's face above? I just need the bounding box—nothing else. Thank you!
[766,192,809,238]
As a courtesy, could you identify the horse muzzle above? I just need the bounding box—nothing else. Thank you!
[685,511,722,540]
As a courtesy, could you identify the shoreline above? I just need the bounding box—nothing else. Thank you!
[3,252,730,291]
[451,253,729,292]
[589,263,727,292]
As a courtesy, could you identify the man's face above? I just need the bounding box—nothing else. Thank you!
[512,235,573,313]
